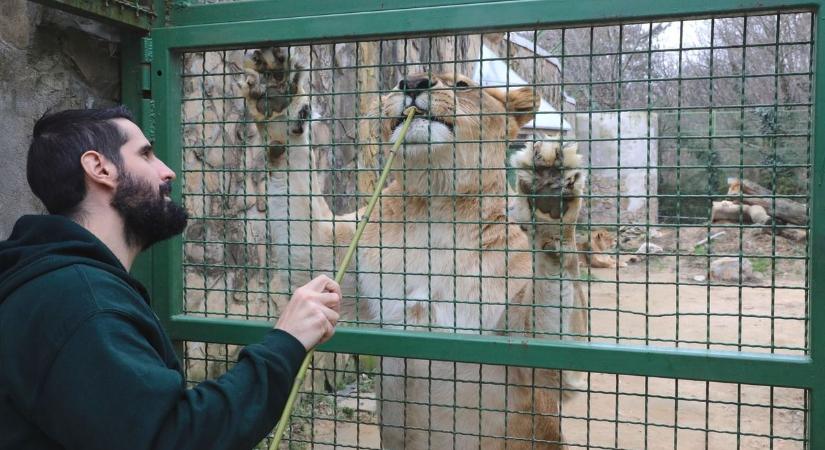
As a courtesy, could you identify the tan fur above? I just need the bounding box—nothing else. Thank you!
[244,65,587,449]
[578,229,626,269]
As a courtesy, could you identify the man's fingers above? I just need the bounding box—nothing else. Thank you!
[306,274,334,291]
[305,275,342,297]
[282,275,342,349]
[322,279,342,298]
[320,321,334,344]
[325,315,337,338]
[322,307,340,325]
[314,292,341,311]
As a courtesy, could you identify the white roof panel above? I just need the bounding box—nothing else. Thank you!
[472,45,572,131]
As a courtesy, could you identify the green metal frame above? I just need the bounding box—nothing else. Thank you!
[30,0,164,31]
[124,0,825,447]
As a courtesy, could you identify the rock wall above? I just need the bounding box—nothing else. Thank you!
[0,0,121,237]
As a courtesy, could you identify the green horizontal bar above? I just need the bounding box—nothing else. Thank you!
[31,0,153,31]
[170,0,546,27]
[153,0,820,50]
[167,315,816,389]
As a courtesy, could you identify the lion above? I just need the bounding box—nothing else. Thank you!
[240,47,330,293]
[578,229,626,268]
[242,49,587,449]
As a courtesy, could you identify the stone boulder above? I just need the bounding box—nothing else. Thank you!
[710,257,755,283]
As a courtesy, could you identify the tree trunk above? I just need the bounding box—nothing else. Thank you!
[727,178,807,225]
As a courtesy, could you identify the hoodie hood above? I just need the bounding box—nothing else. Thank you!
[0,215,148,304]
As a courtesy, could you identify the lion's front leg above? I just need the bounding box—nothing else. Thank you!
[509,140,589,403]
[509,140,586,334]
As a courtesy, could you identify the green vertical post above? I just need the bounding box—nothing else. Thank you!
[149,34,185,336]
[122,34,155,295]
[807,7,825,449]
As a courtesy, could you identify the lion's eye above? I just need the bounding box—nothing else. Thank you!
[455,80,470,89]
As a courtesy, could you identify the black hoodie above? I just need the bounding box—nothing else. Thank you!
[0,215,306,450]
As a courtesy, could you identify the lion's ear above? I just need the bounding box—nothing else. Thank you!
[243,49,263,71]
[487,86,539,137]
[592,229,605,246]
[505,87,540,126]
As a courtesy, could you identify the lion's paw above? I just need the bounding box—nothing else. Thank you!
[289,103,310,136]
[509,140,586,246]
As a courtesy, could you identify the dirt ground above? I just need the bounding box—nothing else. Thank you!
[298,225,809,449]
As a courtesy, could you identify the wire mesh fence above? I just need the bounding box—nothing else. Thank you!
[183,346,808,449]
[175,10,811,449]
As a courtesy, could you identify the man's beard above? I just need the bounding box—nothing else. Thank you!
[111,172,189,250]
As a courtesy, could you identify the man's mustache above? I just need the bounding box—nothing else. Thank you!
[159,181,172,197]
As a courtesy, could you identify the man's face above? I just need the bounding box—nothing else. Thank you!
[110,119,188,250]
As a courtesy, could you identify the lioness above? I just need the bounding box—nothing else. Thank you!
[578,229,626,268]
[243,48,587,449]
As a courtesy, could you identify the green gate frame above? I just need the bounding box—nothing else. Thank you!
[117,0,824,447]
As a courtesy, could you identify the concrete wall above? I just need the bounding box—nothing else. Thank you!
[574,111,659,225]
[0,0,121,237]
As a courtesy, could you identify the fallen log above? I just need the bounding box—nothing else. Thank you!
[727,178,807,226]
[757,225,807,242]
[711,200,771,225]
[778,227,807,242]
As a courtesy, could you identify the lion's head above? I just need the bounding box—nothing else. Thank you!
[591,229,616,251]
[361,72,538,194]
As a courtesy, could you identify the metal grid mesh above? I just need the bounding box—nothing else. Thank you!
[182,348,807,449]
[177,10,811,448]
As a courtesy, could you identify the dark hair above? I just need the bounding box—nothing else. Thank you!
[26,106,135,216]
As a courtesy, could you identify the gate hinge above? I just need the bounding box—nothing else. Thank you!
[139,37,155,141]
[140,37,153,93]
[141,99,156,142]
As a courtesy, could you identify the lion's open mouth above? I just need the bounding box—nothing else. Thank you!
[390,109,454,133]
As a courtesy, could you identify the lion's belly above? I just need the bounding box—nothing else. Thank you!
[377,358,510,450]
[355,221,551,449]
[356,223,508,332]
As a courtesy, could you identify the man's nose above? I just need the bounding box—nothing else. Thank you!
[156,158,176,182]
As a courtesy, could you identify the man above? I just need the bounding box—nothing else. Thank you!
[0,106,341,449]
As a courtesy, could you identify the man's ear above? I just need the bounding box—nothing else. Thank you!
[80,150,118,190]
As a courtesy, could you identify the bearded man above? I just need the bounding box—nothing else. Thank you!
[0,106,341,450]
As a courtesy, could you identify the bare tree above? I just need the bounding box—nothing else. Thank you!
[537,23,671,110]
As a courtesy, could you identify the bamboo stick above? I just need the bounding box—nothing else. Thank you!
[268,107,418,450]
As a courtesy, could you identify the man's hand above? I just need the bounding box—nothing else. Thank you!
[275,275,342,350]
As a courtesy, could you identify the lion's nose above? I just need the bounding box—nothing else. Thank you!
[398,76,434,100]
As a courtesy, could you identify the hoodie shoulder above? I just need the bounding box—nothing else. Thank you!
[8,263,148,319]
[0,263,155,388]
[0,215,134,303]
[0,263,165,418]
